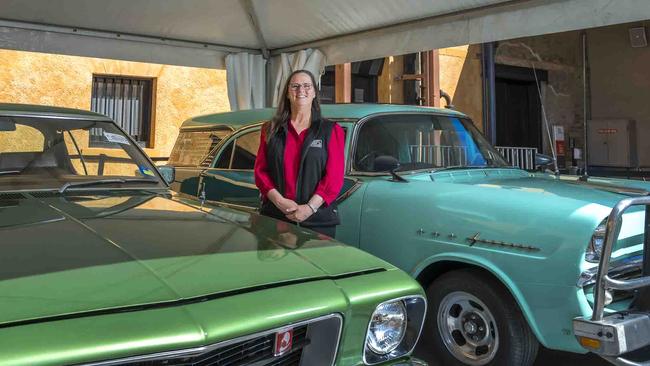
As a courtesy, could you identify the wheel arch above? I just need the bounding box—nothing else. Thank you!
[412,254,549,348]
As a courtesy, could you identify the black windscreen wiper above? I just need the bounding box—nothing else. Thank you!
[58,178,159,193]
[432,165,504,173]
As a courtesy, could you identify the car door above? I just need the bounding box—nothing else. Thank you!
[200,125,262,211]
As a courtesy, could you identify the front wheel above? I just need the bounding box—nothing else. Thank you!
[421,269,539,366]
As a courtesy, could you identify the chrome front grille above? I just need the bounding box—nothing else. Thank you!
[82,314,342,366]
[116,325,307,366]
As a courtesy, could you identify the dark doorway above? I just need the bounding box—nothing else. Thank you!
[351,58,384,103]
[495,64,547,150]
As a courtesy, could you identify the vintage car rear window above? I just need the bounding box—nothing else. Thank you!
[168,128,231,167]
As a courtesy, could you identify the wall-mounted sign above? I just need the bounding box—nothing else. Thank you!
[553,125,565,156]
[597,128,618,134]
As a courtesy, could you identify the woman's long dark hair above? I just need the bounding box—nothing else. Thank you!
[268,69,322,140]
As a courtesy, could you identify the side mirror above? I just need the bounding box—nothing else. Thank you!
[374,155,400,172]
[158,165,175,184]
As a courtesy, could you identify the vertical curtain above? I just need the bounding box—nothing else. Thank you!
[225,52,266,111]
[270,48,326,107]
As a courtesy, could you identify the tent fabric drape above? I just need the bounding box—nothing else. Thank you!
[3,1,650,68]
[225,52,266,111]
[270,49,326,107]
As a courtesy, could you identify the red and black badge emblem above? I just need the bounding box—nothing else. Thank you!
[273,328,294,357]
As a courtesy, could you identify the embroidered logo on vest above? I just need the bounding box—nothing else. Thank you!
[309,139,323,148]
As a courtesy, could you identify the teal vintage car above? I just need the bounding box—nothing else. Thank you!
[0,103,428,366]
[167,104,650,366]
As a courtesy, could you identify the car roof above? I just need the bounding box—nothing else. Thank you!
[182,103,467,130]
[0,103,111,120]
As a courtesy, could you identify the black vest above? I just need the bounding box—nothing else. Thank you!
[260,118,340,227]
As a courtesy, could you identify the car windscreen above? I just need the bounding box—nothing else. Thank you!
[354,114,508,172]
[0,116,164,191]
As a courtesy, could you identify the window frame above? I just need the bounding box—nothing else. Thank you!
[348,112,492,176]
[90,74,156,148]
[210,123,264,171]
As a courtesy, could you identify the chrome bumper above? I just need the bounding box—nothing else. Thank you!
[573,197,650,366]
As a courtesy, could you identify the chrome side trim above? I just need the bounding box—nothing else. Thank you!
[465,232,541,252]
[80,313,343,366]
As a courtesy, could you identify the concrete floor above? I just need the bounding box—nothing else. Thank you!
[414,346,610,366]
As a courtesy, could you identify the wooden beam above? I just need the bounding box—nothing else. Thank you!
[335,63,351,103]
[423,50,440,107]
[397,73,424,81]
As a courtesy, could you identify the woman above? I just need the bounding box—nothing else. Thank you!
[254,69,345,238]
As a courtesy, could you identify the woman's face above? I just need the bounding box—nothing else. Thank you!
[286,72,315,109]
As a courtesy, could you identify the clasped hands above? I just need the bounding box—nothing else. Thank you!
[277,197,313,222]
[268,190,313,223]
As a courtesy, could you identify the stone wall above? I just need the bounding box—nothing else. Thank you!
[0,49,230,159]
[588,20,650,167]
[439,45,483,130]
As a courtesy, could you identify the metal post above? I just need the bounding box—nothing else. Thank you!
[481,43,497,145]
[582,31,590,177]
[636,205,650,309]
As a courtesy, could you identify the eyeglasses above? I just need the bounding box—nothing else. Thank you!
[289,83,313,91]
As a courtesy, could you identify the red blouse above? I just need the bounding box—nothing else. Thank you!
[254,122,345,205]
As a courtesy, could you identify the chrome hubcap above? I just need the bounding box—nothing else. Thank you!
[437,291,499,365]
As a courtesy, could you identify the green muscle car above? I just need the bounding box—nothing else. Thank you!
[166,104,650,366]
[0,103,427,366]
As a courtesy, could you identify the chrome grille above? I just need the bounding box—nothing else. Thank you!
[81,314,342,366]
[117,325,307,366]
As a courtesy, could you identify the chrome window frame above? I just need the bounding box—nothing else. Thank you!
[347,111,497,177]
[209,122,264,171]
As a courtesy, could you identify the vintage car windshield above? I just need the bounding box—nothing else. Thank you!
[0,116,164,191]
[354,114,508,172]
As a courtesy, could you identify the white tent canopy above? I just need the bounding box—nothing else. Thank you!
[2,0,650,69]
[2,0,650,109]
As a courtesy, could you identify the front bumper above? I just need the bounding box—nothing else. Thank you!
[573,197,650,366]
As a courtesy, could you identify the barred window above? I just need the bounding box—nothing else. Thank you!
[90,75,154,147]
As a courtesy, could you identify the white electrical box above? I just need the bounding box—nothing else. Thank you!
[587,119,637,167]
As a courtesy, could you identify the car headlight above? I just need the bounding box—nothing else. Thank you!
[363,296,426,365]
[585,220,607,263]
[366,301,407,354]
